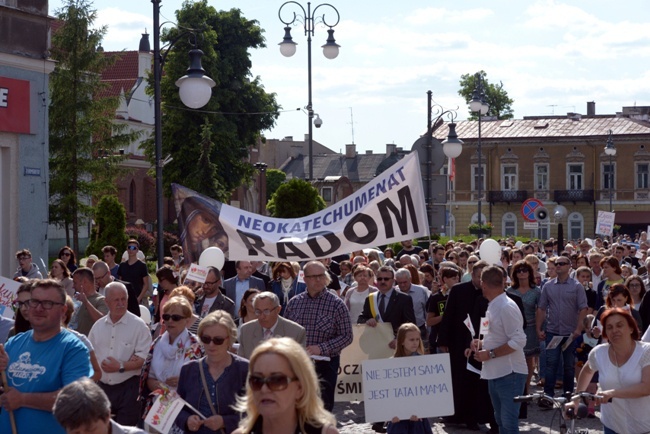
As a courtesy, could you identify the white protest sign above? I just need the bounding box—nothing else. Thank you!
[145,390,190,433]
[336,323,394,402]
[184,263,209,284]
[362,353,454,422]
[596,210,615,236]
[0,276,20,319]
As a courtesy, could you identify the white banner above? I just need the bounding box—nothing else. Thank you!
[173,152,429,262]
[0,276,20,319]
[596,210,615,236]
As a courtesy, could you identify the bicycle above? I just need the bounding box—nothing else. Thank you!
[514,391,602,434]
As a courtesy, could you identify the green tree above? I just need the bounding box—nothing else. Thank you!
[85,195,128,256]
[267,178,326,218]
[458,71,514,120]
[184,120,221,198]
[49,0,139,252]
[265,168,286,201]
[145,1,280,202]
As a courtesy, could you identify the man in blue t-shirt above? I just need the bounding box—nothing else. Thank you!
[0,279,91,434]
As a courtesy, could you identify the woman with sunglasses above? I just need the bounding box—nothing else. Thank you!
[58,245,78,273]
[139,297,204,426]
[176,310,248,433]
[233,337,338,434]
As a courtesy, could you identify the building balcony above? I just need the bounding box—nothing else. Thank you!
[553,189,594,204]
[488,190,528,204]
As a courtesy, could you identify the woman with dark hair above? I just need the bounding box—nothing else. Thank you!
[626,275,647,308]
[49,258,74,296]
[384,247,395,259]
[58,246,77,273]
[239,288,261,326]
[507,260,541,394]
[178,195,227,265]
[8,281,33,338]
[270,262,306,315]
[595,283,643,330]
[569,308,650,434]
[596,256,624,309]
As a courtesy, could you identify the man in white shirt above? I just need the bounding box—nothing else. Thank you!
[394,268,430,339]
[89,282,151,426]
[469,266,527,434]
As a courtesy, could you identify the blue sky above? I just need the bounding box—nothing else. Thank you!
[49,0,650,155]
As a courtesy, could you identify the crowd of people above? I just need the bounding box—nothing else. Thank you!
[2,234,650,433]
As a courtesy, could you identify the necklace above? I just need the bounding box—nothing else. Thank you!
[610,341,635,367]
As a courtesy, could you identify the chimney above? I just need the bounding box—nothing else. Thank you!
[345,144,356,158]
[587,101,595,117]
[304,134,309,142]
[386,144,396,156]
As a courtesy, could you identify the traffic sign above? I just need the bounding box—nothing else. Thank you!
[521,198,544,222]
[523,221,539,230]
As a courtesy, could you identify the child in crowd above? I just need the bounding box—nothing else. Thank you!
[386,323,433,434]
[574,314,599,418]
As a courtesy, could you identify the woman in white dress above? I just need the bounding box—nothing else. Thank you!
[344,265,377,325]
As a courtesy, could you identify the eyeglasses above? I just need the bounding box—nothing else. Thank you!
[12,300,28,309]
[61,252,71,257]
[162,314,186,322]
[94,270,109,281]
[254,307,278,316]
[468,261,478,265]
[18,256,31,261]
[249,374,297,392]
[556,262,570,266]
[203,280,219,286]
[516,269,529,274]
[376,277,393,281]
[127,245,138,251]
[27,299,64,309]
[200,335,227,346]
[304,274,325,279]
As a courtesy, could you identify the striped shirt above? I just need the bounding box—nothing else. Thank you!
[285,288,353,357]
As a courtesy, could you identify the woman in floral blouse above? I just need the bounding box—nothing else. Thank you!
[139,296,204,422]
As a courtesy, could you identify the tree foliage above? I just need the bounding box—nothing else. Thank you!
[144,1,280,202]
[458,71,514,120]
[49,0,139,252]
[184,120,221,198]
[267,178,326,218]
[265,168,286,201]
[85,195,128,257]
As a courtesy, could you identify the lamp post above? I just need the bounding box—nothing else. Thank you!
[278,1,340,181]
[254,162,268,215]
[152,0,215,267]
[469,72,489,228]
[604,129,617,213]
[425,91,464,234]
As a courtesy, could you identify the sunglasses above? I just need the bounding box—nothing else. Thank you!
[162,314,185,322]
[200,335,227,346]
[376,277,392,281]
[61,252,71,257]
[556,262,570,266]
[516,269,529,274]
[248,374,297,392]
[127,245,138,251]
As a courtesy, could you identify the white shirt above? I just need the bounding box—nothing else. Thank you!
[88,311,152,384]
[481,293,528,380]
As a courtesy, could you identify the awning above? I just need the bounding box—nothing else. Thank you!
[614,211,650,225]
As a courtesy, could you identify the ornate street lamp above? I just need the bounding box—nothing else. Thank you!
[278,1,340,181]
[470,72,489,227]
[604,129,617,212]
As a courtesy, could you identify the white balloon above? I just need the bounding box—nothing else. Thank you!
[199,247,225,270]
[515,241,523,248]
[479,239,502,265]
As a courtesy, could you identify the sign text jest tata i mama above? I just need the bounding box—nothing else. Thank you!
[174,152,429,262]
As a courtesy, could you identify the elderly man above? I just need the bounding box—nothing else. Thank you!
[195,266,235,320]
[223,260,266,316]
[358,266,416,347]
[93,261,140,317]
[72,267,108,336]
[238,291,306,359]
[0,279,91,433]
[89,282,152,426]
[394,268,429,338]
[285,261,352,411]
[469,266,527,434]
[54,378,146,434]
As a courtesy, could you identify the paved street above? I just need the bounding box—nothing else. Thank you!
[335,383,603,434]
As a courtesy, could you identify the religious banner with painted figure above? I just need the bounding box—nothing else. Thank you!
[173,152,428,262]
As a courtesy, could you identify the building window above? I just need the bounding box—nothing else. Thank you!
[568,212,584,241]
[535,164,549,190]
[501,164,518,191]
[129,180,135,213]
[537,222,550,240]
[321,187,333,202]
[471,164,486,197]
[637,163,649,189]
[502,212,517,236]
[470,212,487,226]
[567,164,583,190]
[602,162,615,190]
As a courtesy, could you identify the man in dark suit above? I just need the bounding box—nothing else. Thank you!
[222,261,266,318]
[358,265,416,349]
[238,291,306,359]
[195,266,235,320]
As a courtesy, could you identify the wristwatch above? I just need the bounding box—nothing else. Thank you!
[119,361,125,373]
[489,349,497,359]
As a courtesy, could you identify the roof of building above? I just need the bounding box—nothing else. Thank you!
[432,115,650,142]
[98,51,139,99]
[280,152,401,183]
